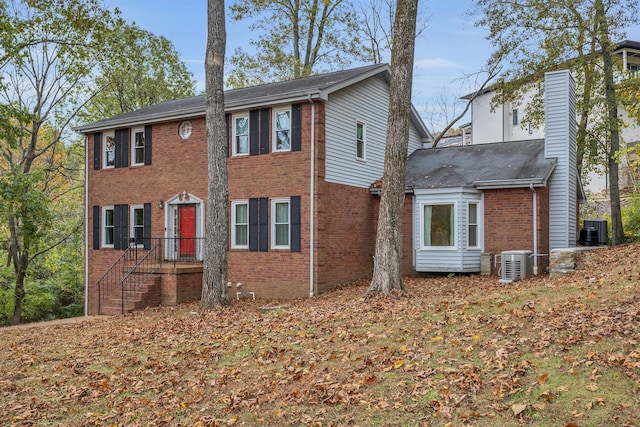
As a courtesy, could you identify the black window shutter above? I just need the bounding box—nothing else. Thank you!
[121,204,129,249]
[290,196,301,252]
[259,197,269,252]
[113,204,122,249]
[225,114,230,158]
[93,133,101,170]
[291,103,302,152]
[248,198,259,252]
[114,204,129,250]
[249,110,259,155]
[114,130,122,168]
[121,129,129,167]
[143,203,152,250]
[92,205,100,249]
[260,108,270,154]
[144,125,152,165]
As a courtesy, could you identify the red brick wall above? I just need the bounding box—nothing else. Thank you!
[314,182,376,293]
[227,103,315,300]
[483,187,550,270]
[86,118,209,314]
[86,100,392,309]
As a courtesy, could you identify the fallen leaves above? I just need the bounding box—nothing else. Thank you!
[2,244,640,425]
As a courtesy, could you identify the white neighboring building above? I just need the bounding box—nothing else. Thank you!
[463,40,640,194]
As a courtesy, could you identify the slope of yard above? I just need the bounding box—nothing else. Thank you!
[2,244,640,426]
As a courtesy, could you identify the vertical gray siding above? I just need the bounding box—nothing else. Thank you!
[325,75,423,188]
[545,70,577,249]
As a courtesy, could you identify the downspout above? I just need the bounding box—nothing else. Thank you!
[84,135,89,316]
[530,184,538,275]
[308,94,315,297]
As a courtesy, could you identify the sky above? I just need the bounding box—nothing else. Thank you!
[103,0,498,130]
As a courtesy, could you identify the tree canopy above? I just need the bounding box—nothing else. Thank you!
[0,0,196,323]
[226,0,365,87]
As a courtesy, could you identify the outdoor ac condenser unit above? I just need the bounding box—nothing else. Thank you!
[499,250,533,284]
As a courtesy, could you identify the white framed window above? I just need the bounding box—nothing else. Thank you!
[271,198,290,249]
[231,200,249,249]
[232,113,249,156]
[102,206,115,248]
[130,205,144,247]
[356,120,366,160]
[421,202,456,249]
[273,107,291,152]
[103,132,115,168]
[468,202,479,248]
[512,108,519,126]
[131,127,145,165]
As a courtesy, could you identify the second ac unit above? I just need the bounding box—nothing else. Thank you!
[499,250,532,283]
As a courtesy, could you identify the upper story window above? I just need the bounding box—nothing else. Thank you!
[103,132,115,168]
[102,206,115,247]
[272,198,290,249]
[356,121,366,160]
[273,108,291,152]
[512,109,519,126]
[233,114,249,156]
[231,201,249,249]
[132,127,145,166]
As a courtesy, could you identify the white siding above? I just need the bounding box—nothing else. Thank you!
[545,70,577,250]
[471,90,546,144]
[325,74,423,187]
[413,189,482,272]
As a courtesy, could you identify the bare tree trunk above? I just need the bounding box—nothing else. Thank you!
[12,269,26,325]
[202,0,230,309]
[596,0,625,245]
[367,0,418,295]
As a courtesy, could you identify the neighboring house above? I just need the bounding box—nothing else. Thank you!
[77,64,432,315]
[463,40,640,194]
[383,71,582,276]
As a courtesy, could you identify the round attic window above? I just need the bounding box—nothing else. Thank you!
[179,121,193,140]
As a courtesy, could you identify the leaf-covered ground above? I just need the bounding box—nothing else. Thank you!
[2,244,640,426]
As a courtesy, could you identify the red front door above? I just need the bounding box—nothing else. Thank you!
[179,205,196,257]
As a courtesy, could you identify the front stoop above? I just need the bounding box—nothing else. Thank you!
[99,276,161,315]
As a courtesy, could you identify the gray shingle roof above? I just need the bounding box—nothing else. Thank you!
[76,64,408,133]
[406,139,556,190]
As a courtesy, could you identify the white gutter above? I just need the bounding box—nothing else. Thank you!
[308,94,315,297]
[473,179,546,189]
[84,135,89,316]
[530,183,539,275]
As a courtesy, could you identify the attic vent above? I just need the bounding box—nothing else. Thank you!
[499,250,532,284]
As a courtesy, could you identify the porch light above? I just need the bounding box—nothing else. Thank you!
[158,200,164,209]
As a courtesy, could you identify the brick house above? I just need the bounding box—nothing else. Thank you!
[77,64,432,314]
[78,66,581,315]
